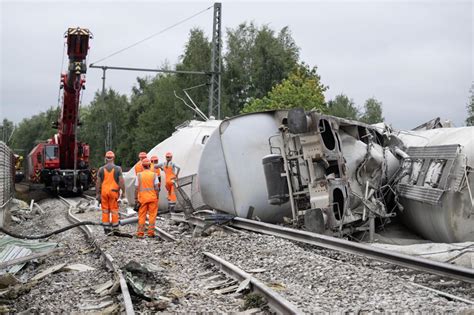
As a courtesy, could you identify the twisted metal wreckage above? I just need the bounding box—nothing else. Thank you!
[124,109,474,243]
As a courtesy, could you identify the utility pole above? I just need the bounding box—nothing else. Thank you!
[105,122,112,151]
[209,2,222,119]
[101,67,107,96]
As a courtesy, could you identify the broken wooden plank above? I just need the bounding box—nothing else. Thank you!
[63,263,95,272]
[205,279,237,290]
[0,248,58,270]
[93,279,114,294]
[31,263,67,281]
[213,284,239,295]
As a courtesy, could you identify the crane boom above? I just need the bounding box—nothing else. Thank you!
[27,27,93,194]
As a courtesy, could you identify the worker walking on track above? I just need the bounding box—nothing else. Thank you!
[134,152,147,174]
[159,152,180,212]
[96,151,126,235]
[134,158,160,238]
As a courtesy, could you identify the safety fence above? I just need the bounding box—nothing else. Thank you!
[0,141,14,226]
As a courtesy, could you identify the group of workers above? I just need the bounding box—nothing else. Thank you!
[95,150,180,238]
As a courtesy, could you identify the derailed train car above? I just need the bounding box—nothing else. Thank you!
[198,110,402,238]
[198,109,474,243]
[124,109,473,243]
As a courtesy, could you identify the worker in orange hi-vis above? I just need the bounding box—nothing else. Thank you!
[134,158,160,238]
[150,155,162,190]
[134,152,147,174]
[96,151,126,235]
[158,152,181,212]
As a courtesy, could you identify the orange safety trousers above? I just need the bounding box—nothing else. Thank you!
[136,170,158,237]
[163,165,177,206]
[137,201,158,237]
[101,167,120,228]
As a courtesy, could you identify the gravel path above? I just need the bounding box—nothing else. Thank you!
[10,198,118,313]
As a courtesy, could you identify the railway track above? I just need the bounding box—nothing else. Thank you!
[68,197,304,313]
[58,196,135,315]
[229,217,474,283]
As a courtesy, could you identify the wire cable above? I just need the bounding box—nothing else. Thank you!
[0,221,100,240]
[91,5,212,65]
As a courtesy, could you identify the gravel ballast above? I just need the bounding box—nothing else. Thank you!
[9,197,474,313]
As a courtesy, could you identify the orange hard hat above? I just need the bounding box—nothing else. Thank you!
[142,158,151,166]
[105,151,115,159]
[165,152,173,158]
[139,152,147,159]
[150,155,158,163]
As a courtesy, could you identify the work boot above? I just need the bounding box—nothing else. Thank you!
[103,227,112,235]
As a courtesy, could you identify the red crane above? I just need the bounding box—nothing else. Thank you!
[28,27,92,193]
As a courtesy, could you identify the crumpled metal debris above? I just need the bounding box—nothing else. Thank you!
[0,236,57,275]
[121,260,169,301]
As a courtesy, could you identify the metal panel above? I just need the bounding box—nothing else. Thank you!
[398,184,444,205]
[0,245,32,275]
[407,144,460,159]
[0,141,14,226]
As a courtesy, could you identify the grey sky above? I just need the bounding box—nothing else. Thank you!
[1,0,472,129]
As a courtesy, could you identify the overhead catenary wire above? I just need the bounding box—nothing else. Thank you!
[90,5,212,65]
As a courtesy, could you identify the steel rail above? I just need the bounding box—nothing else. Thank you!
[60,197,135,315]
[230,217,474,284]
[118,216,177,241]
[203,252,303,315]
[82,195,175,241]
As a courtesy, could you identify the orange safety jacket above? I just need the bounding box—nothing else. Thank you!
[135,161,144,174]
[137,170,158,204]
[99,164,121,194]
[163,162,176,183]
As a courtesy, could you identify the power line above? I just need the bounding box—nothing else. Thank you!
[91,5,212,65]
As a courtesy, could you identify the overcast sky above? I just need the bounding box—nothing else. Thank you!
[1,0,472,129]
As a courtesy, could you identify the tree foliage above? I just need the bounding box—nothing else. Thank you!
[176,28,212,117]
[11,107,59,155]
[327,94,359,120]
[223,23,299,115]
[466,82,474,126]
[360,98,384,124]
[80,89,130,167]
[241,63,327,113]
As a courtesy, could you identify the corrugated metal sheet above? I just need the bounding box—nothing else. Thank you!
[0,245,32,275]
[0,236,57,275]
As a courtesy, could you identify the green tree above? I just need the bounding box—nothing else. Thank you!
[241,63,327,113]
[223,23,299,115]
[122,74,184,167]
[11,107,60,155]
[360,97,384,124]
[175,28,212,117]
[327,94,359,120]
[80,89,130,167]
[466,82,474,126]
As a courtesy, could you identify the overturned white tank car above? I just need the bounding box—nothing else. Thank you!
[197,109,473,243]
[125,110,473,243]
[123,119,220,210]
